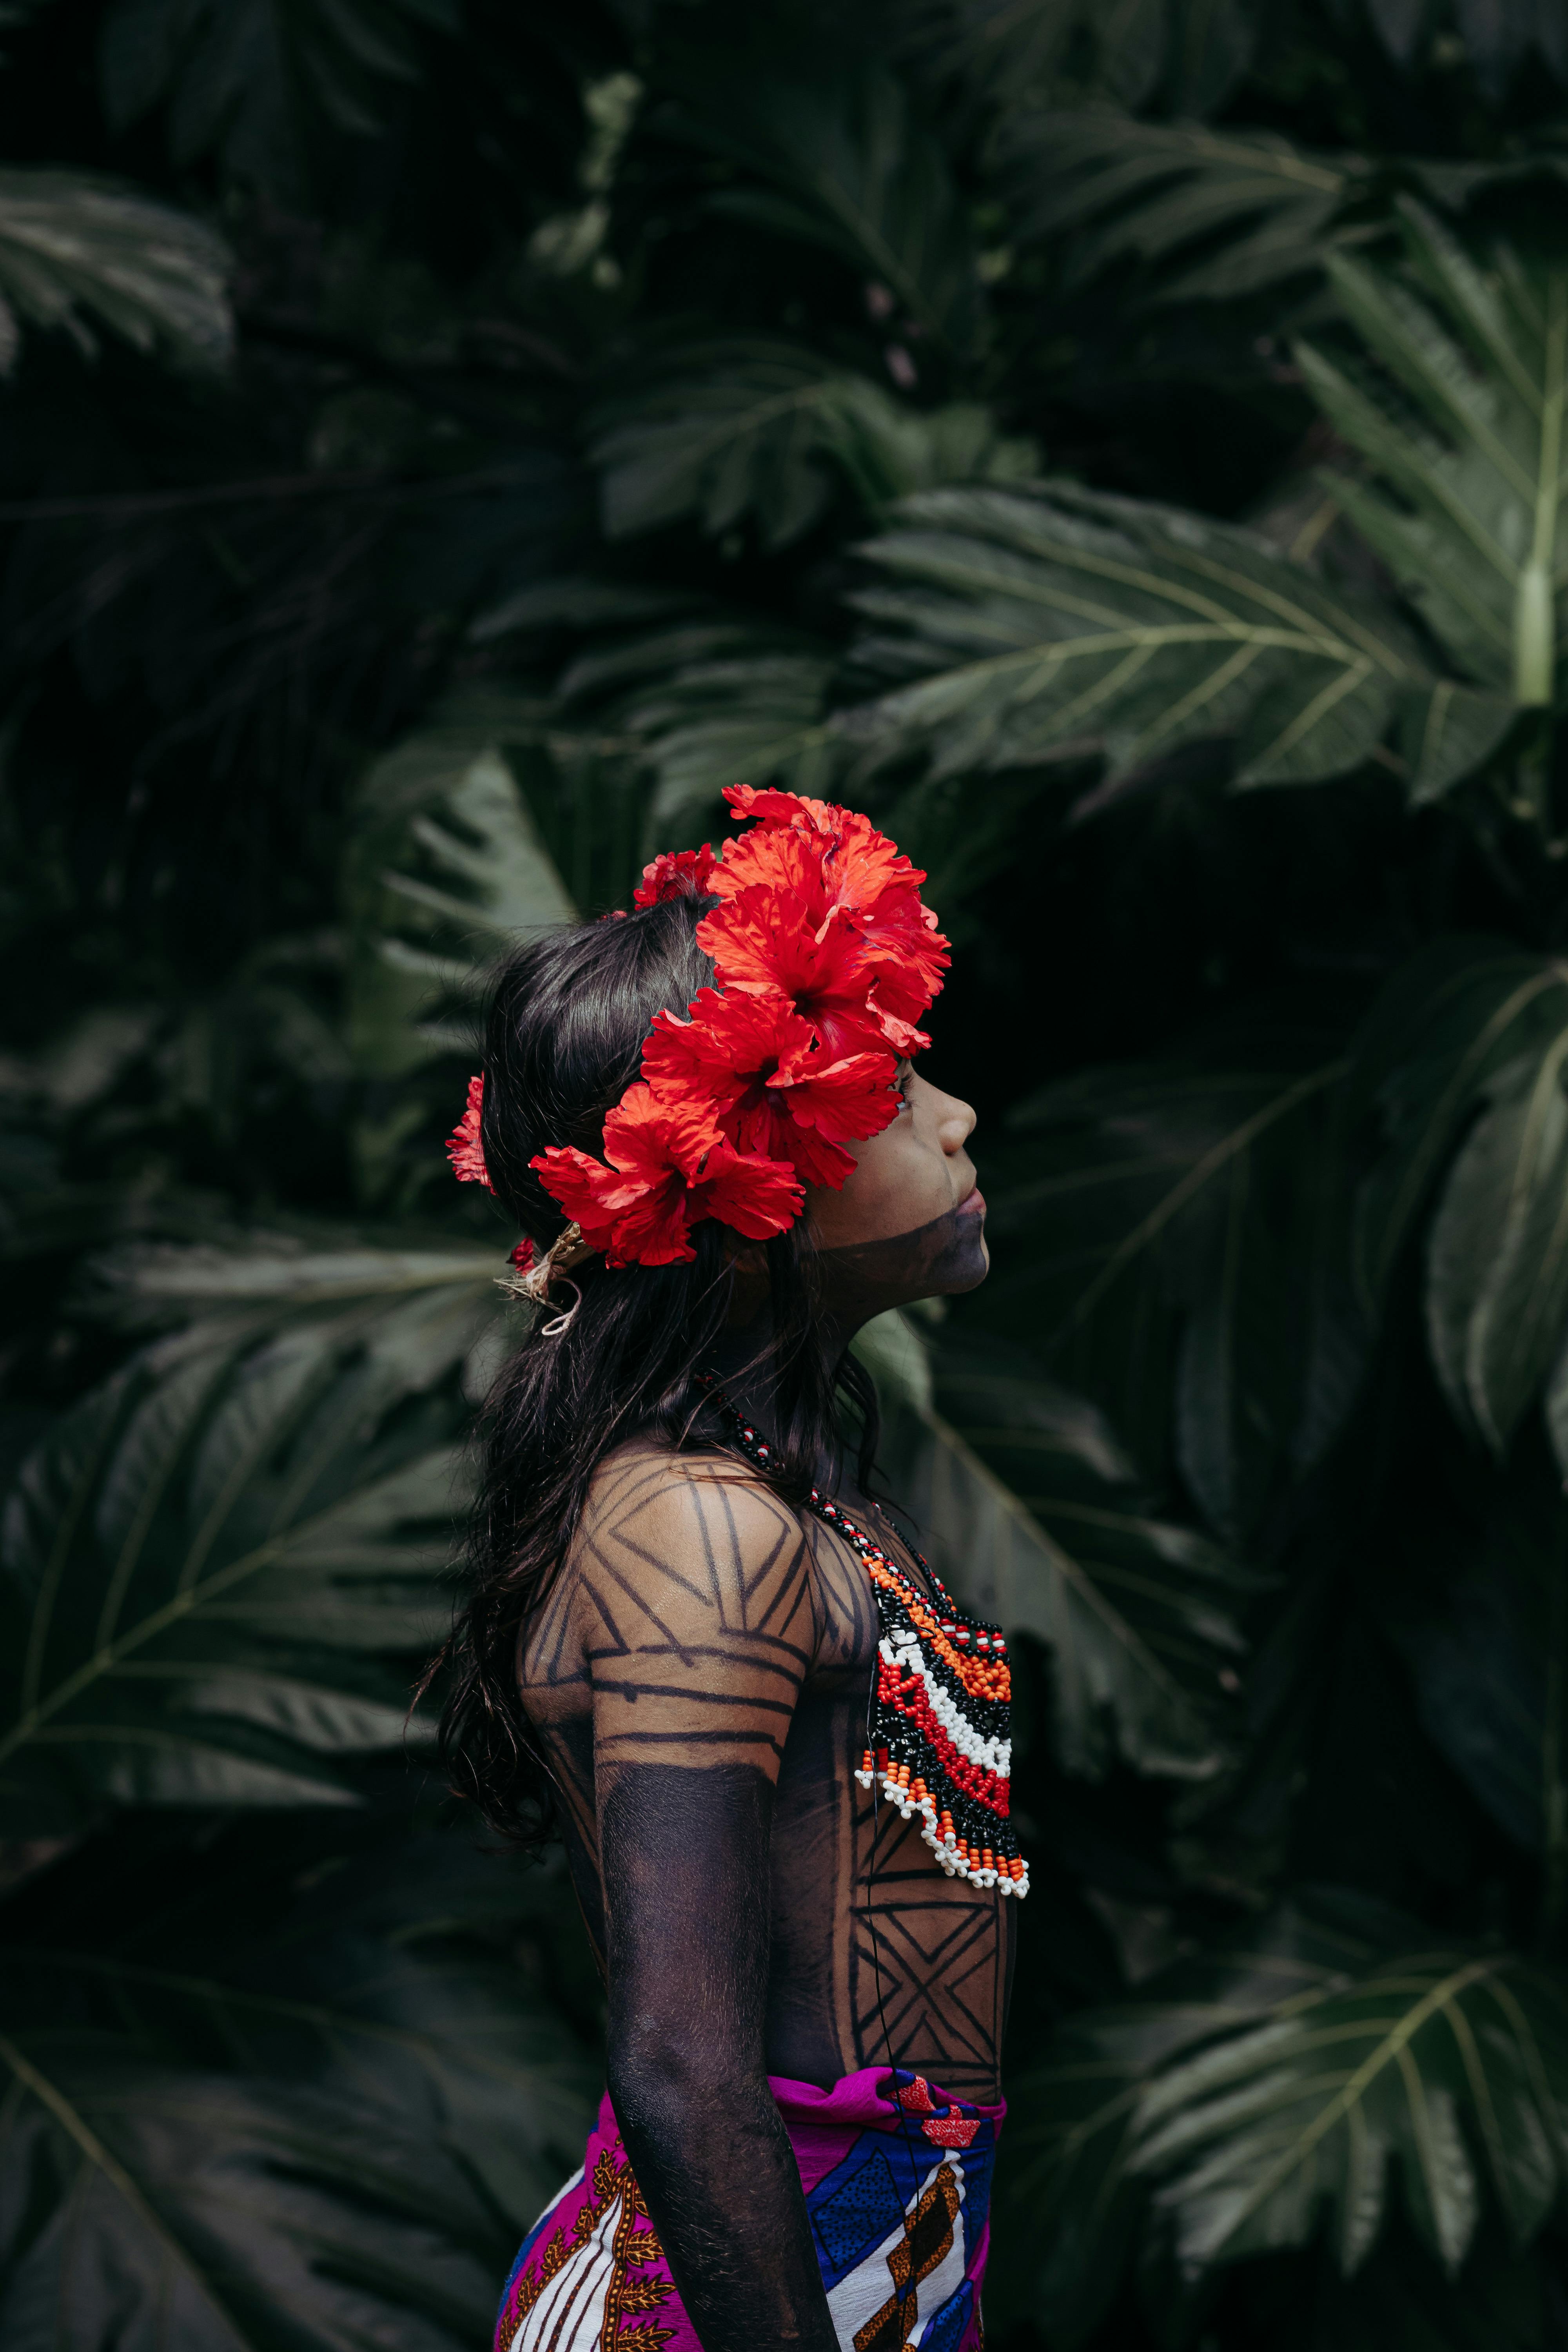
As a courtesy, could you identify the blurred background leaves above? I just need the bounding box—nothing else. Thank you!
[11,0,1568,2345]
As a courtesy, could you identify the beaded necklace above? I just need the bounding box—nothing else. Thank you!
[695,1372,1029,1899]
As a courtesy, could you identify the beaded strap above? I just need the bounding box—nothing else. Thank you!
[694,1371,1029,1898]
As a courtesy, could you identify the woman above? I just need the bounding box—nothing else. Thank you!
[439,786,1026,2352]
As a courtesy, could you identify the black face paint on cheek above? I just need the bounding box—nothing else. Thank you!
[813,1198,988,1316]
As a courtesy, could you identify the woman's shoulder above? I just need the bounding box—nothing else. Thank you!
[571,1434,812,1573]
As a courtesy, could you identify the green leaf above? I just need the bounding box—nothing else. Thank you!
[0,2040,515,2352]
[881,1344,1252,1779]
[1348,939,1568,1317]
[851,1305,934,1416]
[663,54,983,354]
[346,687,578,1087]
[1345,937,1568,1449]
[1425,1034,1568,1456]
[0,1254,494,1830]
[589,340,1038,550]
[629,653,841,838]
[913,0,1256,120]
[0,1815,599,2236]
[1297,205,1568,711]
[1001,112,1354,303]
[0,167,230,371]
[99,0,459,191]
[0,1807,598,2351]
[844,481,1427,791]
[983,1050,1358,1531]
[1383,1435,1568,1857]
[1003,1890,1568,2340]
[549,609,845,846]
[1396,679,1520,800]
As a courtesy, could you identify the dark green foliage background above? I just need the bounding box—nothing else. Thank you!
[7,0,1568,2343]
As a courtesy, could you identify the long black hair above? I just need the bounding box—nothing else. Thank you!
[434,891,881,1841]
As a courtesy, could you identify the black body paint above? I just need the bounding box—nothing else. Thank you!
[519,1439,1013,2352]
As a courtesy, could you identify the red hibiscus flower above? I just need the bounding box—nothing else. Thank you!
[447,1074,494,1191]
[697,889,897,1062]
[509,1236,536,1274]
[643,988,899,1187]
[713,791,950,1016]
[531,1081,802,1266]
[632,844,719,908]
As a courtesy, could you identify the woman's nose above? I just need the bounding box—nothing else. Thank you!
[938,1091,977,1150]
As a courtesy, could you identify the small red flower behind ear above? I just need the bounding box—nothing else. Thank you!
[447,1074,494,1191]
[509,1236,536,1273]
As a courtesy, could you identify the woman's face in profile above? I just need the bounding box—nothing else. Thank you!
[805,1063,988,1314]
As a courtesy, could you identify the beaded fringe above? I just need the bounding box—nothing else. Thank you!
[697,1371,1029,1899]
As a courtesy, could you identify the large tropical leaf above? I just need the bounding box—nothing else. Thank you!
[1,1811,599,2224]
[908,0,1255,121]
[549,609,847,843]
[0,1242,502,1832]
[589,340,1037,551]
[0,168,230,371]
[85,1226,510,1367]
[0,1814,599,2350]
[1000,1889,1568,2345]
[0,2047,513,2352]
[842,480,1498,799]
[1296,204,1568,722]
[1347,936,1568,1458]
[872,1330,1252,1780]
[662,53,983,355]
[99,0,459,189]
[1381,1430,1568,1859]
[1000,111,1357,304]
[347,686,580,1088]
[976,1046,1361,1536]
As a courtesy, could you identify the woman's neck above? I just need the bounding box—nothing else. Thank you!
[701,1305,856,1496]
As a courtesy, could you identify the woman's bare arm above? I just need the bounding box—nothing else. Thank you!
[573,1451,839,2352]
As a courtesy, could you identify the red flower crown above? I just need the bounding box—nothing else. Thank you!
[446,785,949,1270]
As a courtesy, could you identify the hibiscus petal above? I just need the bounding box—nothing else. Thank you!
[606,1174,700,1267]
[528,1146,629,1251]
[698,888,874,1009]
[773,1123,858,1189]
[691,1140,805,1239]
[641,987,812,1109]
[708,825,826,909]
[603,1079,724,1181]
[772,1047,901,1144]
[724,782,838,833]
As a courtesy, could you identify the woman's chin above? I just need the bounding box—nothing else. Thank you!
[945,1232,990,1293]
